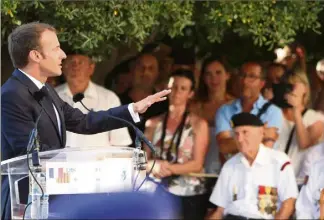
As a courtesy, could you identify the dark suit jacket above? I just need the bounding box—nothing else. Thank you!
[1,69,134,219]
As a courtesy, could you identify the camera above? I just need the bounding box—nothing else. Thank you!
[270,69,295,109]
[271,82,293,109]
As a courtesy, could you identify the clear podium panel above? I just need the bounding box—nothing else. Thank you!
[1,146,147,219]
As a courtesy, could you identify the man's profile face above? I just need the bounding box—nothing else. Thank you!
[38,30,67,77]
[62,54,95,86]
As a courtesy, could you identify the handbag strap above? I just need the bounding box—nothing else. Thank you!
[257,101,272,118]
[284,108,308,154]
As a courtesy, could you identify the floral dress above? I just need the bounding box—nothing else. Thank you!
[152,113,207,196]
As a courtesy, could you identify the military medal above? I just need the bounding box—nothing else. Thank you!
[258,185,266,214]
[258,185,278,216]
[265,186,272,215]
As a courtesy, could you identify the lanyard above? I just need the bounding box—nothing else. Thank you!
[284,108,308,154]
[160,111,189,163]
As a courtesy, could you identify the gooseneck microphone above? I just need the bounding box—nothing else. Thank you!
[28,86,49,165]
[72,93,156,153]
[24,87,48,220]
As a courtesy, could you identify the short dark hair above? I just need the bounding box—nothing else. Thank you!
[135,53,159,70]
[241,61,266,79]
[8,22,56,68]
[170,69,196,90]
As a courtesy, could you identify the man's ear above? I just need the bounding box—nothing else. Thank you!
[88,62,95,77]
[29,50,42,63]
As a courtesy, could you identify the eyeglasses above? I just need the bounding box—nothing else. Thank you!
[239,73,263,81]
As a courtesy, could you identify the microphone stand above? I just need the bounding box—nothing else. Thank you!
[78,100,156,153]
[74,95,157,191]
[24,110,48,219]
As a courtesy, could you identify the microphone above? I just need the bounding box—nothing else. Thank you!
[30,110,43,166]
[24,87,48,220]
[28,87,49,165]
[72,93,156,153]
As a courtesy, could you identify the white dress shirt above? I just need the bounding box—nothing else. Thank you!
[296,159,324,219]
[276,109,324,177]
[20,69,62,136]
[298,141,324,180]
[210,145,298,219]
[55,81,133,148]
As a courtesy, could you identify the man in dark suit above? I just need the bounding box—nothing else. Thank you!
[1,22,170,220]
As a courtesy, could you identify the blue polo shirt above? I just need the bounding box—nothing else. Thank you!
[215,95,283,144]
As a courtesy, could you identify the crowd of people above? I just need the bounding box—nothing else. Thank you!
[45,41,324,219]
[2,22,324,219]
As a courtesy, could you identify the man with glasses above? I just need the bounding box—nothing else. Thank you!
[215,62,283,162]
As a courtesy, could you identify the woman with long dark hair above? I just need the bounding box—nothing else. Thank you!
[144,69,209,219]
[190,57,234,174]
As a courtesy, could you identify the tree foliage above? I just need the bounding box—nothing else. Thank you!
[197,1,322,48]
[1,0,323,61]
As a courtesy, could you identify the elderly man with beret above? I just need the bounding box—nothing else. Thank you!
[207,112,298,220]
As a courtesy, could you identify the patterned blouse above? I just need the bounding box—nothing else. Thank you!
[151,113,207,196]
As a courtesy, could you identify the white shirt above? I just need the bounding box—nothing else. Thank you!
[296,159,324,219]
[55,82,132,147]
[210,145,298,219]
[20,69,62,136]
[298,142,324,180]
[276,109,324,177]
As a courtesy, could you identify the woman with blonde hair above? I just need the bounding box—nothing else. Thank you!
[276,70,324,181]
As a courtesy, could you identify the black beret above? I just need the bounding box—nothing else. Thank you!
[231,112,264,128]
